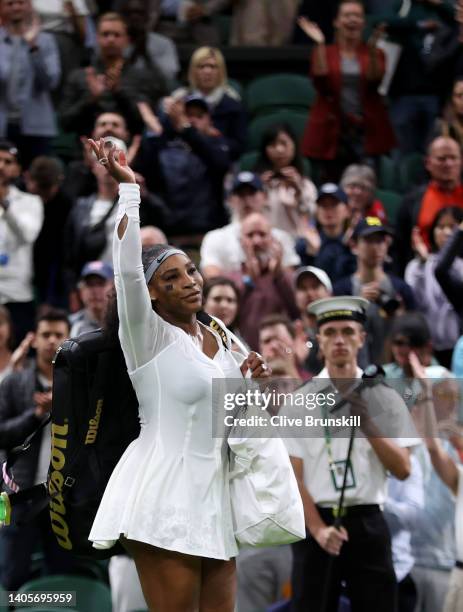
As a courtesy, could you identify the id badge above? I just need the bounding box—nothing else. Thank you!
[329,459,356,491]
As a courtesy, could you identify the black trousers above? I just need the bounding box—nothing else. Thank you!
[290,507,398,612]
[398,574,417,612]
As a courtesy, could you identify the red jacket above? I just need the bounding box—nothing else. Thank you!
[301,44,396,160]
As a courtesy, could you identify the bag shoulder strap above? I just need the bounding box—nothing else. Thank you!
[90,197,118,231]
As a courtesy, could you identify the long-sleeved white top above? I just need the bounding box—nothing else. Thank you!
[89,183,240,559]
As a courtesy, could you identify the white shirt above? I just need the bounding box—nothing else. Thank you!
[32,0,89,34]
[284,367,419,507]
[200,222,300,273]
[0,186,43,303]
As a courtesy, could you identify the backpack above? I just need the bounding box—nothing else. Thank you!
[1,313,235,559]
[48,328,140,558]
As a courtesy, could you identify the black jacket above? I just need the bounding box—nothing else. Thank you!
[394,185,427,275]
[64,190,170,288]
[138,124,231,235]
[435,227,463,316]
[59,56,167,136]
[0,364,47,490]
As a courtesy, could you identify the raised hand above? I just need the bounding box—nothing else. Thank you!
[297,17,325,44]
[137,101,163,135]
[10,332,34,371]
[268,237,283,276]
[301,225,321,256]
[360,281,381,302]
[23,12,41,46]
[87,138,136,184]
[293,320,310,364]
[85,67,106,99]
[411,226,429,262]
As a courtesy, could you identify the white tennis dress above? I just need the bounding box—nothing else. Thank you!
[88,183,240,560]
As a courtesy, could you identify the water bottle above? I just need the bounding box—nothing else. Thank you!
[0,492,11,527]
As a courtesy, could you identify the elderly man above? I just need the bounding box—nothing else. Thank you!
[395,136,463,273]
[200,171,299,278]
[285,296,419,612]
[233,212,299,350]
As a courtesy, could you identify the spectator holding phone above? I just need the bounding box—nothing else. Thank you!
[254,122,317,237]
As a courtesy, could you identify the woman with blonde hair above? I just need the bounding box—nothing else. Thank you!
[171,46,247,159]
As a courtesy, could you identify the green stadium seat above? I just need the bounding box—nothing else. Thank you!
[375,189,402,225]
[18,575,112,612]
[245,73,316,116]
[377,155,397,191]
[51,129,77,162]
[399,152,426,192]
[247,110,308,151]
[228,78,244,98]
[239,150,259,171]
[215,14,232,45]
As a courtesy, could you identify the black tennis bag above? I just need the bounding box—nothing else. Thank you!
[47,328,140,559]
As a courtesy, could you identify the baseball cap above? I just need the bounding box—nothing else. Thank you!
[184,94,209,112]
[80,261,114,282]
[294,266,333,293]
[231,171,263,194]
[317,183,348,205]
[352,216,394,240]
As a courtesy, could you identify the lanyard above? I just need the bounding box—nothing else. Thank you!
[322,403,357,493]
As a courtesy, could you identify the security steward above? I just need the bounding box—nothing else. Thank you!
[284,296,419,612]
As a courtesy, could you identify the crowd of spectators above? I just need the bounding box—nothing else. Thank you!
[0,0,463,611]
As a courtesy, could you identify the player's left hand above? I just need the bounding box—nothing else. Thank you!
[241,352,271,379]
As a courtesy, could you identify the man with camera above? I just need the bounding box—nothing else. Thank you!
[334,216,416,364]
[285,296,419,612]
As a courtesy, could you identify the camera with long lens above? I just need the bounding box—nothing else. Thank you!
[376,291,400,315]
